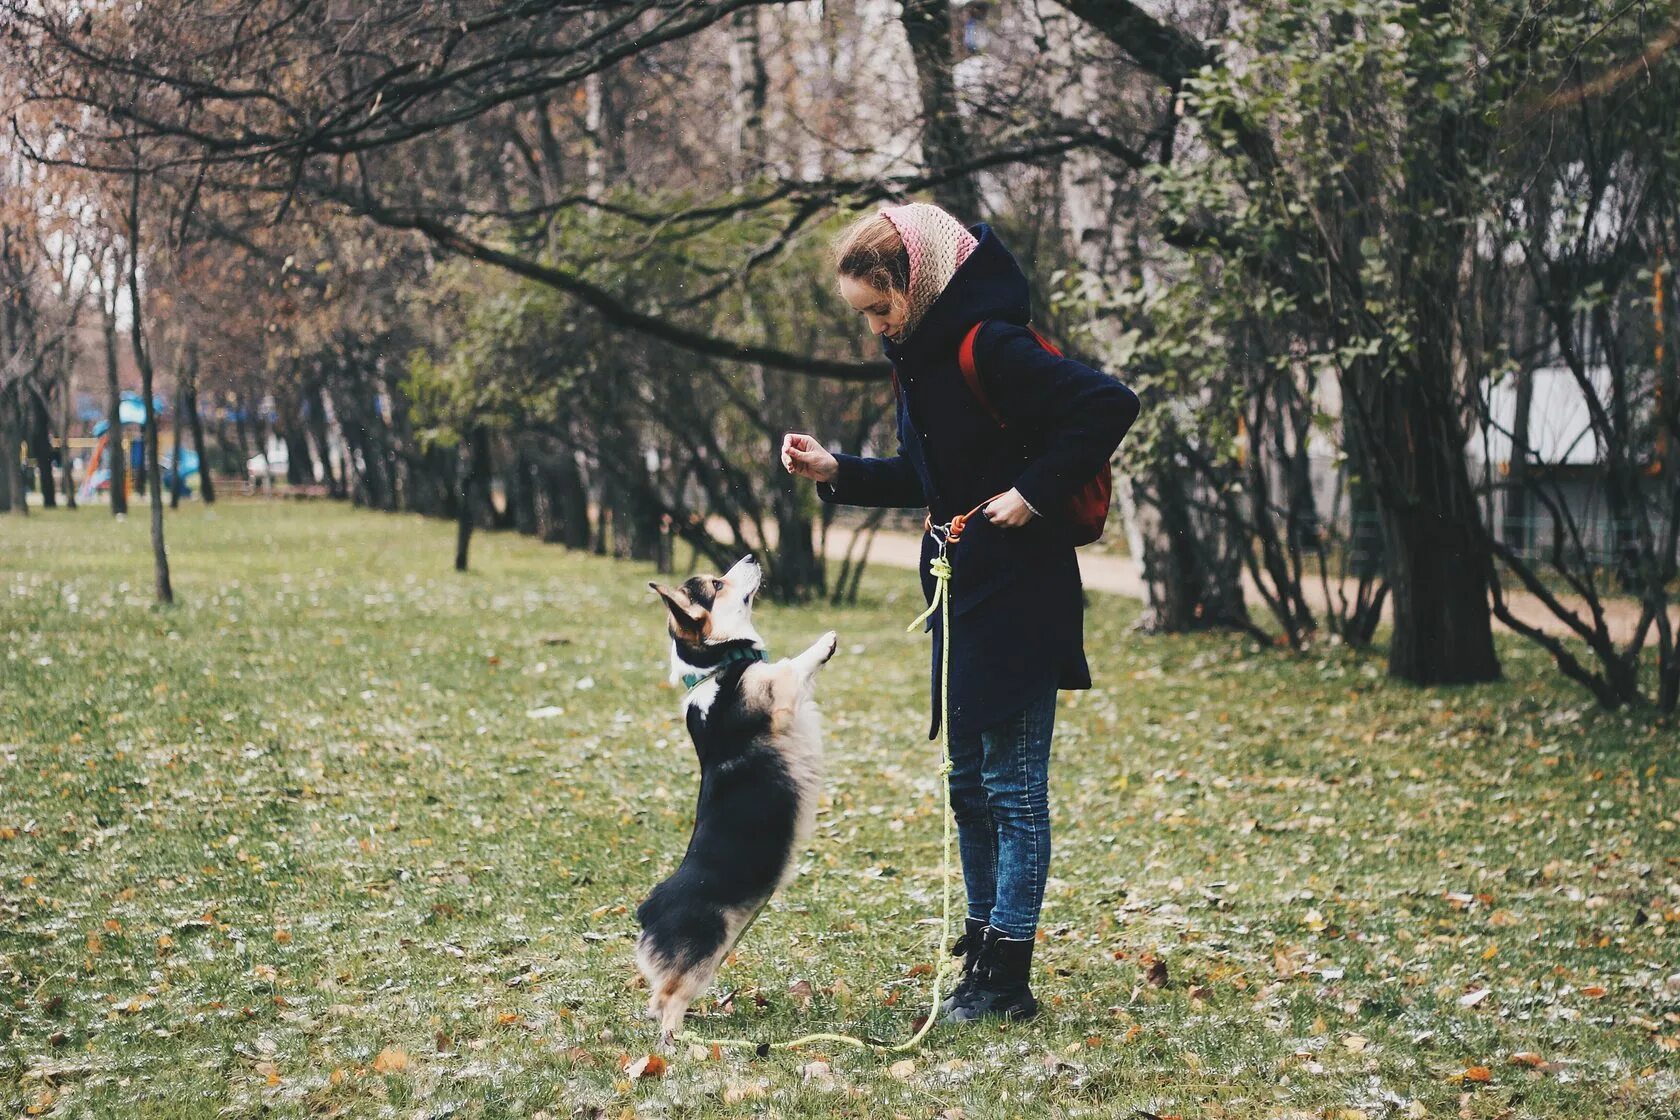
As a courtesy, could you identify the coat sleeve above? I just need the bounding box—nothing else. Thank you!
[974,322,1140,514]
[817,443,926,509]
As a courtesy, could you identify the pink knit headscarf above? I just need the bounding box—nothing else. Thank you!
[878,202,978,343]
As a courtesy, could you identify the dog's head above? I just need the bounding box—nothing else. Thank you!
[649,555,764,683]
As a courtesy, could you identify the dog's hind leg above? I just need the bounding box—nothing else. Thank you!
[635,935,669,1022]
[656,966,715,1051]
[653,904,764,1049]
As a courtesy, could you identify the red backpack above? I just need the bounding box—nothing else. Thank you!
[957,322,1114,546]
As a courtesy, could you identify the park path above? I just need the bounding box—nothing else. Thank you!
[813,522,1666,647]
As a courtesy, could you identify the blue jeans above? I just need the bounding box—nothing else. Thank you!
[946,690,1056,940]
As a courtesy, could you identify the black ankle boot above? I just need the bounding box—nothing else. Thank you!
[938,918,989,1014]
[943,927,1039,1023]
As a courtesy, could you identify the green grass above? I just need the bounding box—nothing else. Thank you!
[2,501,1676,1119]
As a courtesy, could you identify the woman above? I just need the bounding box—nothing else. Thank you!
[781,202,1140,1023]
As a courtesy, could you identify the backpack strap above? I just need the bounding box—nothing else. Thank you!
[957,322,1006,428]
[957,321,1063,430]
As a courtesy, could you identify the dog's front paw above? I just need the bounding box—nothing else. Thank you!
[819,630,838,664]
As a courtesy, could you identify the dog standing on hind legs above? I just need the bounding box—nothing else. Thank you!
[636,555,837,1049]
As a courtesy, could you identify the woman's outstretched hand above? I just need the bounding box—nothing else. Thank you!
[781,433,839,483]
[983,488,1038,528]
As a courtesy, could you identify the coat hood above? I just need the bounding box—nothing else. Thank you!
[882,223,1032,363]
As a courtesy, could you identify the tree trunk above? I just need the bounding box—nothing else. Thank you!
[187,378,214,504]
[103,305,127,516]
[59,359,77,509]
[305,381,339,498]
[729,8,769,184]
[1502,360,1533,555]
[1350,341,1500,684]
[127,173,173,606]
[0,387,19,514]
[470,426,497,529]
[1361,71,1498,684]
[284,424,314,487]
[1125,433,1252,634]
[540,445,591,549]
[900,0,979,219]
[29,386,56,508]
[170,382,184,509]
[455,431,477,572]
[510,444,539,536]
[233,393,252,487]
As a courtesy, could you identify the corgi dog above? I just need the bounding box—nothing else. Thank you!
[636,555,837,1048]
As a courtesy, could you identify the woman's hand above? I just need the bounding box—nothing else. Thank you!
[983,488,1038,528]
[781,433,839,483]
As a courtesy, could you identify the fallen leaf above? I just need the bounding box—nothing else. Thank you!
[1459,988,1490,1008]
[1457,1065,1491,1083]
[624,1054,666,1079]
[1146,958,1169,988]
[888,1058,915,1080]
[1579,985,1608,999]
[372,1047,409,1073]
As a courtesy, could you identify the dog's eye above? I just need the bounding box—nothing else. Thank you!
[713,578,726,593]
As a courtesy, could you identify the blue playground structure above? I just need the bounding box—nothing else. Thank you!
[79,393,199,501]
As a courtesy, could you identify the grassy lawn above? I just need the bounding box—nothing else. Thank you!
[2,502,1676,1119]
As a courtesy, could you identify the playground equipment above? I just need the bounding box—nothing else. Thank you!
[78,393,198,501]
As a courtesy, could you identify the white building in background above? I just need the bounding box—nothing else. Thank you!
[1475,365,1670,562]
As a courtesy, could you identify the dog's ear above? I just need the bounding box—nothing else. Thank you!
[649,582,705,636]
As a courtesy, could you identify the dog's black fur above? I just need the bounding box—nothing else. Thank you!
[636,558,832,1047]
[636,659,800,969]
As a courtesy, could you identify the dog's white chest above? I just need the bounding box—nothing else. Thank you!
[683,678,721,718]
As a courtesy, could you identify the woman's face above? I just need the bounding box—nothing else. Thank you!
[839,274,906,340]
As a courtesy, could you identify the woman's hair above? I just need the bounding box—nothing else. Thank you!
[833,212,910,316]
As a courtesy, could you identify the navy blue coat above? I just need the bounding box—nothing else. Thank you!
[819,223,1140,738]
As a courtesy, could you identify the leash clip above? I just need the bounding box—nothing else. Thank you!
[927,520,953,559]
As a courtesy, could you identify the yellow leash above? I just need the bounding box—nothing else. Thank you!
[676,536,960,1056]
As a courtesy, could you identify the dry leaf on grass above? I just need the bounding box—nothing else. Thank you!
[623,1054,666,1079]
[372,1047,409,1073]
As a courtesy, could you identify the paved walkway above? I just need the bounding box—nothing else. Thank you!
[817,522,1666,647]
